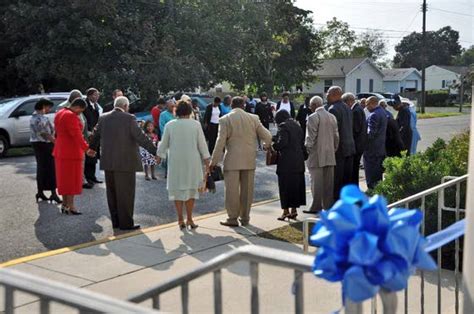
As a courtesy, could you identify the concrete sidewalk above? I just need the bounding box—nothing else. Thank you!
[1,192,460,313]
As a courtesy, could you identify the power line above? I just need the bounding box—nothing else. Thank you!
[430,7,474,18]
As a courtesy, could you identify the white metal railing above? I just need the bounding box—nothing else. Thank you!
[303,174,468,314]
[0,268,158,313]
[128,245,314,314]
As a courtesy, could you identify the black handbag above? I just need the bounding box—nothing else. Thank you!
[206,173,216,193]
[211,166,224,182]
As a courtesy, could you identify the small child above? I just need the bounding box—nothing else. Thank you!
[140,121,159,180]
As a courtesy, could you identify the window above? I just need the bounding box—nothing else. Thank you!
[442,80,446,88]
[369,79,374,92]
[356,79,361,94]
[10,100,36,117]
[324,80,333,93]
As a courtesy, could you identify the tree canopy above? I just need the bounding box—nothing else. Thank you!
[0,0,323,99]
[393,26,462,69]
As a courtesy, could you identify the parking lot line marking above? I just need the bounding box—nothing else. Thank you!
[0,197,281,268]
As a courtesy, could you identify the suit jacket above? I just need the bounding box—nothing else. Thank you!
[203,104,223,126]
[272,119,306,174]
[386,114,404,157]
[296,104,311,131]
[276,101,296,118]
[396,106,413,152]
[89,109,157,172]
[83,99,101,132]
[365,106,388,157]
[255,102,273,127]
[305,108,339,168]
[328,101,356,158]
[53,108,89,160]
[211,108,272,171]
[352,103,368,154]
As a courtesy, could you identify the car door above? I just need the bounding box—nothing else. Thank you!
[45,98,67,126]
[9,100,37,146]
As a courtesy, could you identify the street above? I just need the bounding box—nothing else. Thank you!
[0,114,471,263]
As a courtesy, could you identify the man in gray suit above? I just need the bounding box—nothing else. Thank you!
[89,96,157,230]
[210,96,272,227]
[304,96,339,213]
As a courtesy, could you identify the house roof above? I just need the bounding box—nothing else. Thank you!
[436,65,469,75]
[382,68,421,81]
[313,57,368,78]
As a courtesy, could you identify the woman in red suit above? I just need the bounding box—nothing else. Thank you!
[53,98,89,215]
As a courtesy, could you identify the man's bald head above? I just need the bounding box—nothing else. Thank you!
[366,96,379,112]
[326,86,343,104]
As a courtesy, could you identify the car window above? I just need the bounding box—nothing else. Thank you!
[11,100,36,117]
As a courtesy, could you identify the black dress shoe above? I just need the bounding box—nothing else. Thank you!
[90,178,103,184]
[119,225,141,231]
[302,210,320,214]
[82,182,94,189]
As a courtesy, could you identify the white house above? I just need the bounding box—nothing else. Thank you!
[301,57,384,95]
[425,65,469,94]
[382,68,421,93]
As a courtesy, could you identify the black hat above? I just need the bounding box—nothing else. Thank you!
[393,95,401,105]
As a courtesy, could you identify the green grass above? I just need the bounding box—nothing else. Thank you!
[5,147,34,157]
[418,112,464,119]
[258,221,304,244]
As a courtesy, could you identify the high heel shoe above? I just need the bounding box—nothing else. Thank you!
[186,221,198,229]
[67,208,82,215]
[35,192,49,203]
[277,213,291,221]
[179,222,186,230]
[289,212,298,220]
[60,205,69,214]
[49,194,63,204]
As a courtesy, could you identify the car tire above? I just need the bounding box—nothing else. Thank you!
[0,135,9,158]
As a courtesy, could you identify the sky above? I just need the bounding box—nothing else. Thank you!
[294,0,473,60]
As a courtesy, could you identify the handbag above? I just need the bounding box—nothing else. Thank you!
[266,148,278,166]
[210,166,224,182]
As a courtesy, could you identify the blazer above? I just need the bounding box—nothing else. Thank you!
[296,104,311,130]
[305,108,339,168]
[203,104,223,127]
[272,119,306,174]
[89,109,157,172]
[396,106,413,152]
[53,108,89,160]
[352,103,368,154]
[254,102,273,127]
[328,100,356,158]
[365,106,388,157]
[386,113,404,157]
[276,101,296,118]
[211,108,272,171]
[83,99,100,132]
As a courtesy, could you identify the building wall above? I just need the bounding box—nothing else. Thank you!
[383,81,400,93]
[302,77,345,95]
[425,66,460,93]
[345,61,383,94]
[402,72,422,91]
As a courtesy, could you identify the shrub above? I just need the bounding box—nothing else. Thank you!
[373,131,469,269]
[425,90,451,107]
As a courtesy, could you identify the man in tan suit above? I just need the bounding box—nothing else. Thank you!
[304,96,339,214]
[210,96,272,227]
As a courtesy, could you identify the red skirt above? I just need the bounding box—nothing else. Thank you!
[55,158,84,195]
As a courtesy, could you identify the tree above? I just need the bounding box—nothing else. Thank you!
[352,31,387,62]
[455,46,474,66]
[393,26,462,68]
[319,18,357,59]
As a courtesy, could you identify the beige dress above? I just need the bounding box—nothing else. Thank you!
[157,118,210,201]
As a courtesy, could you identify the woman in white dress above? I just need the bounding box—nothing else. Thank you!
[157,100,210,230]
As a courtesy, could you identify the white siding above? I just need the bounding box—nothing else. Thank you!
[345,61,383,94]
[383,81,401,93]
[425,66,460,93]
[302,77,345,95]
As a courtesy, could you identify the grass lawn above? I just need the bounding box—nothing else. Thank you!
[418,112,465,119]
[5,147,34,157]
[258,221,305,244]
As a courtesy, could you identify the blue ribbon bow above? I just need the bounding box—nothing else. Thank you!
[310,185,437,303]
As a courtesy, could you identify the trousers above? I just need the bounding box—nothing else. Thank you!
[105,171,136,228]
[309,166,334,212]
[334,155,354,200]
[224,170,255,223]
[363,155,385,190]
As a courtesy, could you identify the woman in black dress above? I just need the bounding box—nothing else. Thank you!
[272,110,307,221]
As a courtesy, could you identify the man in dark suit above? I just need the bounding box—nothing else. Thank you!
[392,95,412,155]
[83,88,103,186]
[327,86,356,199]
[89,96,157,230]
[342,92,367,186]
[296,96,312,138]
[364,96,388,189]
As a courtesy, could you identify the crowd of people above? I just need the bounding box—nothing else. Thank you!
[29,85,420,230]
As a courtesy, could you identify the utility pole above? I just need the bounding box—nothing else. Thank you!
[459,73,465,113]
[421,0,427,114]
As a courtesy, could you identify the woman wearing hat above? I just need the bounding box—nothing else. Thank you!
[30,98,62,204]
[53,98,90,215]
